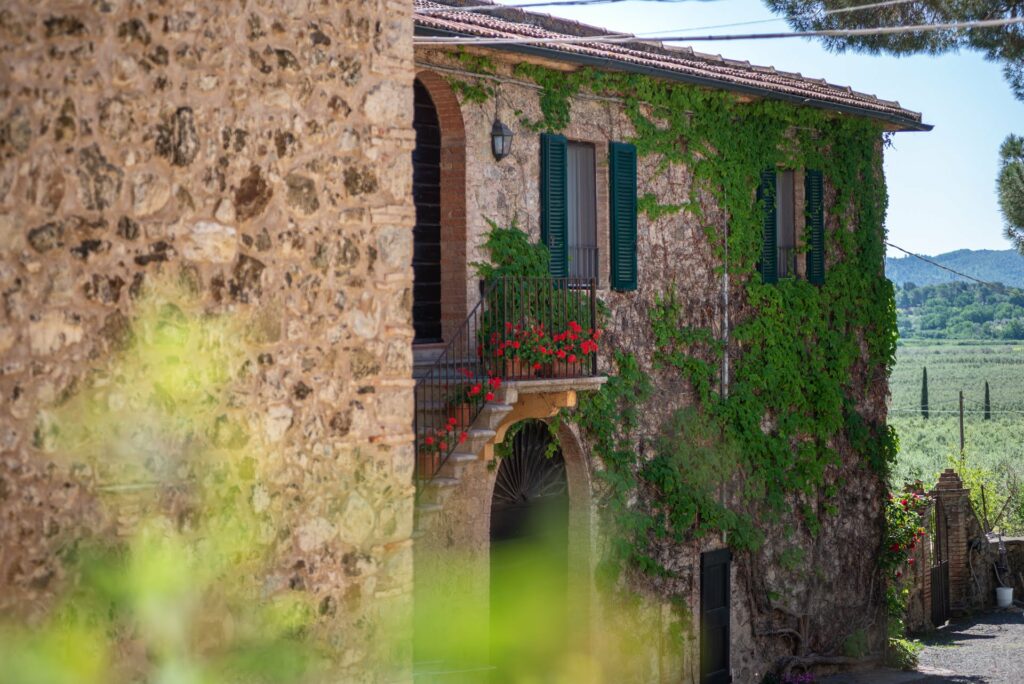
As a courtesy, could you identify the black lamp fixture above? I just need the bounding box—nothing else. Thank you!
[491,118,514,161]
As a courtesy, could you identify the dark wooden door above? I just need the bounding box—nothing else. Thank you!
[701,548,732,684]
[412,79,443,343]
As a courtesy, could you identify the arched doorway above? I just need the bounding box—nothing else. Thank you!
[412,78,443,343]
[489,420,570,680]
[411,72,467,347]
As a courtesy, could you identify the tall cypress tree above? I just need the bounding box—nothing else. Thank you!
[984,381,992,420]
[921,367,929,419]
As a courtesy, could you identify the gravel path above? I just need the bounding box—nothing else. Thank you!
[913,609,1024,683]
[822,610,1024,684]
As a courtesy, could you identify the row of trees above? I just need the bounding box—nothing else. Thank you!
[896,282,1024,339]
[920,367,993,419]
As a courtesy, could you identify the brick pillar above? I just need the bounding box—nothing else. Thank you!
[932,469,971,614]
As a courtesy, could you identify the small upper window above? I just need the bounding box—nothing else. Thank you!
[760,168,823,285]
[775,170,797,279]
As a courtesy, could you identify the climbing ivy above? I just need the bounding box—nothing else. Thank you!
[484,62,897,582]
[650,291,721,406]
[444,50,499,104]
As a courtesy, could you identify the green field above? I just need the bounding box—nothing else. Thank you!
[889,341,1024,531]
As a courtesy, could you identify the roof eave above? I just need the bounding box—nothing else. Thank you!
[414,25,933,133]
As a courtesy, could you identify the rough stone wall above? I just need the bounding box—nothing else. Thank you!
[0,0,415,678]
[415,48,890,681]
[998,538,1024,601]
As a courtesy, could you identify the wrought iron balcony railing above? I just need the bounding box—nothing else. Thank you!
[414,276,600,489]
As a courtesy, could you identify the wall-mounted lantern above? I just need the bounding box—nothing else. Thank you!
[491,118,514,161]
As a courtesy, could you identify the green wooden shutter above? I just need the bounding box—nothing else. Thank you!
[541,133,569,278]
[758,169,777,285]
[609,141,638,291]
[805,169,825,285]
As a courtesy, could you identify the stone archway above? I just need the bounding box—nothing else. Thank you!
[412,70,467,345]
[557,420,594,656]
[487,419,593,679]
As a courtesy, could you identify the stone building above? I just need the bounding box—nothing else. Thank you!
[409,1,929,683]
[1,0,928,682]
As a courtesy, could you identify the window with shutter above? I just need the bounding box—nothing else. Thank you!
[608,141,638,291]
[540,133,569,278]
[805,169,825,285]
[758,169,778,285]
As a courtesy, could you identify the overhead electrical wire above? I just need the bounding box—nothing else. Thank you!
[885,241,1019,292]
[417,0,722,13]
[892,407,1024,411]
[633,0,920,35]
[414,15,1024,45]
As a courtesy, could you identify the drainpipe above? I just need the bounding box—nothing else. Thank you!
[720,221,730,547]
[721,221,729,400]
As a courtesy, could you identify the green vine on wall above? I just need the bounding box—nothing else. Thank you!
[650,291,722,406]
[444,50,499,105]
[484,62,898,588]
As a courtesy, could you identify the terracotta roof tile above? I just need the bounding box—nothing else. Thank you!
[414,0,928,130]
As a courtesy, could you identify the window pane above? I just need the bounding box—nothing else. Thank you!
[776,170,796,278]
[567,142,597,281]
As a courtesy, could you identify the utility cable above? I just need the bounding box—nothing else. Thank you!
[889,408,1024,414]
[886,241,1008,289]
[633,0,919,36]
[415,15,1024,45]
[417,0,722,13]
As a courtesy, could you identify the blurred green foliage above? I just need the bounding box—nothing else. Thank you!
[1,284,324,684]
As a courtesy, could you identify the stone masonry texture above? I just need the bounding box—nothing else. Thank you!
[0,0,415,679]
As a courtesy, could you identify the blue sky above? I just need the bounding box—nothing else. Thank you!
[494,0,1024,256]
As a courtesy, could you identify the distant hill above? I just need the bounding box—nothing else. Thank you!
[885,249,1024,289]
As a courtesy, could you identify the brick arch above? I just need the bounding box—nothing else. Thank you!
[415,70,467,342]
[485,418,594,656]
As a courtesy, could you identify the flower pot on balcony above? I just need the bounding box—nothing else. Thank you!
[533,362,554,379]
[452,402,474,429]
[503,357,525,379]
[540,357,583,378]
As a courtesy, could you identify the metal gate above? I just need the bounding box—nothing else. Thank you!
[930,497,950,626]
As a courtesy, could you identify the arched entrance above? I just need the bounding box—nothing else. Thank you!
[489,420,570,680]
[411,72,467,346]
[412,78,443,342]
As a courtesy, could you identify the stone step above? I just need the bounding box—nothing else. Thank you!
[462,428,495,453]
[478,402,514,431]
[416,476,460,506]
[437,451,479,479]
